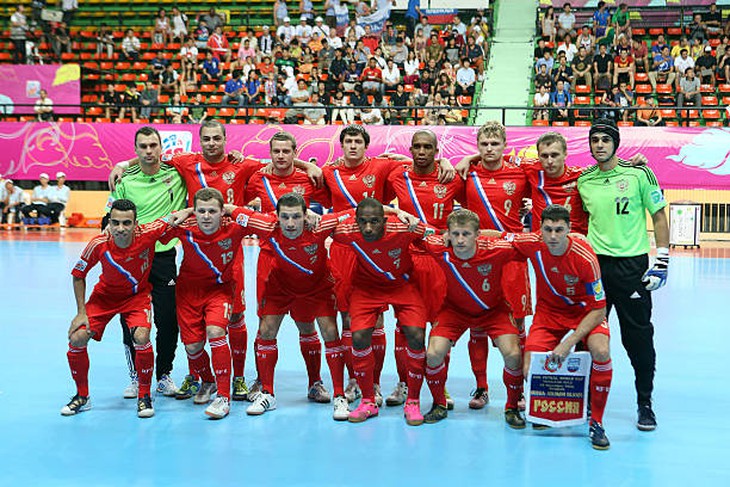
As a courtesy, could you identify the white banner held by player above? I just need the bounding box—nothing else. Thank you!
[525,351,591,428]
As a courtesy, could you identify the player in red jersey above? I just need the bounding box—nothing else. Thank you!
[418,209,526,428]
[244,132,334,403]
[332,198,428,425]
[505,204,612,450]
[385,129,464,408]
[63,199,175,418]
[160,188,275,419]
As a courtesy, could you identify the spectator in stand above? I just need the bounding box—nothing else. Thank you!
[289,38,303,59]
[462,35,485,78]
[358,25,378,56]
[195,19,210,50]
[102,84,121,120]
[391,37,409,68]
[649,45,675,92]
[312,16,328,39]
[677,67,702,109]
[553,54,574,91]
[695,45,716,86]
[258,55,277,78]
[631,37,649,73]
[344,19,364,40]
[309,30,324,52]
[180,38,198,84]
[328,48,348,87]
[21,173,52,224]
[159,63,181,96]
[572,45,593,88]
[635,97,664,126]
[259,25,275,58]
[413,29,428,62]
[533,84,550,121]
[426,31,443,63]
[275,47,297,74]
[328,26,343,49]
[342,60,361,92]
[121,29,141,61]
[593,43,613,92]
[557,33,578,63]
[324,0,339,30]
[613,47,635,89]
[412,85,428,106]
[690,37,704,61]
[558,3,577,41]
[50,21,71,60]
[705,3,723,37]
[296,15,313,45]
[577,25,595,57]
[274,0,289,27]
[201,51,221,84]
[277,17,296,46]
[435,72,454,98]
[612,3,631,41]
[317,37,335,72]
[233,38,256,73]
[303,92,326,124]
[382,58,401,93]
[441,94,464,124]
[61,0,77,26]
[171,6,188,42]
[34,88,53,121]
[165,93,186,123]
[284,77,311,121]
[139,81,159,120]
[222,70,246,107]
[150,51,168,79]
[416,15,432,40]
[452,14,468,38]
[689,13,707,44]
[200,7,224,31]
[96,23,114,59]
[405,0,421,41]
[534,38,549,61]
[455,58,476,96]
[541,7,556,44]
[48,172,70,223]
[208,25,231,66]
[10,4,28,64]
[652,33,669,57]
[300,0,315,23]
[0,179,24,225]
[403,50,420,85]
[119,84,141,123]
[614,81,634,122]
[382,23,398,49]
[597,85,619,121]
[360,102,384,125]
[153,9,173,45]
[419,69,435,95]
[298,45,315,74]
[535,63,553,91]
[592,1,611,39]
[674,48,695,89]
[187,93,207,124]
[536,49,555,75]
[263,72,278,105]
[550,79,572,122]
[331,89,354,123]
[671,37,690,59]
[279,66,297,105]
[245,70,262,105]
[389,83,412,123]
[361,57,384,100]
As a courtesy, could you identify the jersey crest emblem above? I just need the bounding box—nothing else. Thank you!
[434,184,448,199]
[363,174,376,188]
[236,213,249,226]
[292,185,306,195]
[388,248,402,259]
[218,238,232,250]
[564,274,579,285]
[211,171,218,178]
[304,243,319,255]
[223,171,236,185]
[616,178,629,193]
[503,181,516,196]
[477,264,492,276]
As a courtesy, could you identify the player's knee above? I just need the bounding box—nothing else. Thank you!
[69,330,90,348]
[132,327,151,345]
[403,327,425,349]
[185,341,204,354]
[296,321,316,334]
[426,347,445,368]
[352,329,371,349]
[317,317,339,341]
[502,346,523,368]
[229,312,244,324]
[590,344,610,363]
[206,326,226,340]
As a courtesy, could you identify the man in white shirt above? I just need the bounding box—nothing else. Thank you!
[295,16,313,45]
[276,17,296,45]
[328,27,343,49]
[674,48,695,88]
[48,171,71,223]
[0,179,25,224]
[557,3,577,40]
[382,59,401,93]
[34,89,53,121]
[312,17,329,39]
[21,172,54,224]
[455,58,476,96]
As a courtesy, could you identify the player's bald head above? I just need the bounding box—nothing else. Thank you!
[412,129,438,147]
[356,197,384,218]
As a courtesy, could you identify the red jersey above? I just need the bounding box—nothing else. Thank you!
[322,157,403,210]
[72,219,172,297]
[167,153,263,205]
[464,161,529,232]
[388,166,465,230]
[509,233,605,318]
[162,212,274,287]
[245,168,331,212]
[360,66,382,82]
[521,159,588,234]
[332,216,427,288]
[420,235,519,316]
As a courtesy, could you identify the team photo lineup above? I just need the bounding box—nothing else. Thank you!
[62,117,669,451]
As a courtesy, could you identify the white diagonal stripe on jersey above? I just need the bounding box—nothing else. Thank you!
[333,169,359,208]
[469,171,505,231]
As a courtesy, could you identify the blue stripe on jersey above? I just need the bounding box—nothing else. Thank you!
[535,250,586,307]
[333,169,358,208]
[269,237,314,275]
[469,171,504,231]
[186,231,224,284]
[350,242,396,281]
[262,176,278,208]
[195,163,208,188]
[537,170,553,208]
[442,252,489,310]
[103,250,139,294]
[403,171,427,223]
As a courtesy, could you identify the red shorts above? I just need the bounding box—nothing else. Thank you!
[525,309,610,352]
[231,249,246,315]
[431,304,519,343]
[349,282,427,332]
[258,269,337,322]
[502,260,532,319]
[177,283,233,345]
[411,252,447,323]
[83,291,152,341]
[329,242,356,312]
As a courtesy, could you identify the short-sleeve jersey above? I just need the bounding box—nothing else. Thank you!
[332,216,426,288]
[463,161,529,232]
[322,157,404,210]
[509,232,606,318]
[420,235,519,316]
[168,153,262,205]
[521,159,588,235]
[72,219,172,297]
[388,166,465,230]
[577,160,667,257]
[245,168,331,212]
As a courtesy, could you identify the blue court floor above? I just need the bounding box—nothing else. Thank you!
[0,233,728,486]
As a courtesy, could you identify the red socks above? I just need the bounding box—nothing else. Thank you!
[426,360,448,407]
[209,336,231,399]
[468,329,489,390]
[186,348,215,383]
[67,344,90,397]
[372,328,386,386]
[299,331,322,387]
[352,346,375,402]
[325,339,346,397]
[394,326,408,383]
[590,359,613,423]
[406,346,426,401]
[503,366,524,409]
[134,341,154,397]
[228,318,248,378]
[255,338,278,394]
[341,329,354,378]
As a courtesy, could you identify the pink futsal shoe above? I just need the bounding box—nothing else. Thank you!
[404,400,424,426]
[348,400,379,423]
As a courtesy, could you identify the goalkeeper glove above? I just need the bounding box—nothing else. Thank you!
[642,247,669,291]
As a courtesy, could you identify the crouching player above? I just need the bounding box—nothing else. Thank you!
[419,209,525,428]
[507,204,612,450]
[63,199,175,418]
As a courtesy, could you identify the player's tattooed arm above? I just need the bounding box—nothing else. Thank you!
[70,277,90,339]
[454,152,481,179]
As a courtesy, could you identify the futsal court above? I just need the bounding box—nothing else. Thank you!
[1,229,727,486]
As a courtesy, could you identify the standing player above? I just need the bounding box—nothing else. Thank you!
[577,118,669,432]
[332,198,428,425]
[63,199,175,418]
[419,210,525,428]
[505,204,613,449]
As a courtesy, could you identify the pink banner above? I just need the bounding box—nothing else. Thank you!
[0,65,81,116]
[1,122,730,190]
